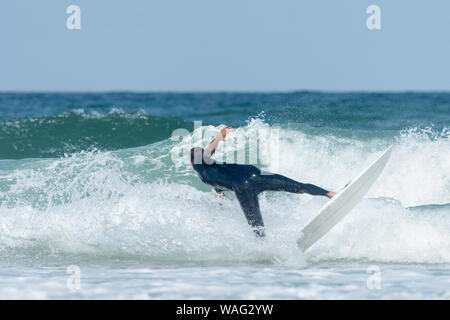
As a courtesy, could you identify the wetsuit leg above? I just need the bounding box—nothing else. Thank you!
[252,173,329,196]
[232,181,265,238]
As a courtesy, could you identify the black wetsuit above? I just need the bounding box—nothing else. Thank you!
[192,152,329,237]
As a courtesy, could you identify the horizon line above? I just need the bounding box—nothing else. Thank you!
[1,89,450,94]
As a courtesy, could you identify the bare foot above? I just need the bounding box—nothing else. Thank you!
[327,191,336,198]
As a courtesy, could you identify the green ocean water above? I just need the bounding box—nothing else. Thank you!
[1,92,449,159]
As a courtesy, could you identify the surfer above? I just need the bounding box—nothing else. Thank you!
[190,126,336,238]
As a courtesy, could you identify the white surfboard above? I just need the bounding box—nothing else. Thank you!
[297,145,393,252]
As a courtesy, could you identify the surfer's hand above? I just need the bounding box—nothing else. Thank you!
[217,190,226,197]
[220,126,232,141]
[327,191,336,198]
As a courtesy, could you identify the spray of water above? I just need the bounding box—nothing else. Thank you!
[0,120,449,265]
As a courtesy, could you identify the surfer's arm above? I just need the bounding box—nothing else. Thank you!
[204,126,232,158]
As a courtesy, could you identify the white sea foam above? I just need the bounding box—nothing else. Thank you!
[0,121,449,265]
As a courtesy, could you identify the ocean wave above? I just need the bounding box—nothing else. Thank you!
[0,110,193,159]
[0,120,449,265]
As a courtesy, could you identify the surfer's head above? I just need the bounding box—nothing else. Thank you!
[190,147,204,166]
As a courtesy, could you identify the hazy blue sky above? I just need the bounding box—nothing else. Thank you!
[1,0,449,91]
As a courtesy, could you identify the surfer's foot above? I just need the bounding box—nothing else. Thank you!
[327,191,336,198]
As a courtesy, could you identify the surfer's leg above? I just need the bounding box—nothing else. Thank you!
[232,182,265,238]
[252,173,329,197]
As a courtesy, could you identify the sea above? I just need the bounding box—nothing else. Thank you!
[0,91,449,299]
